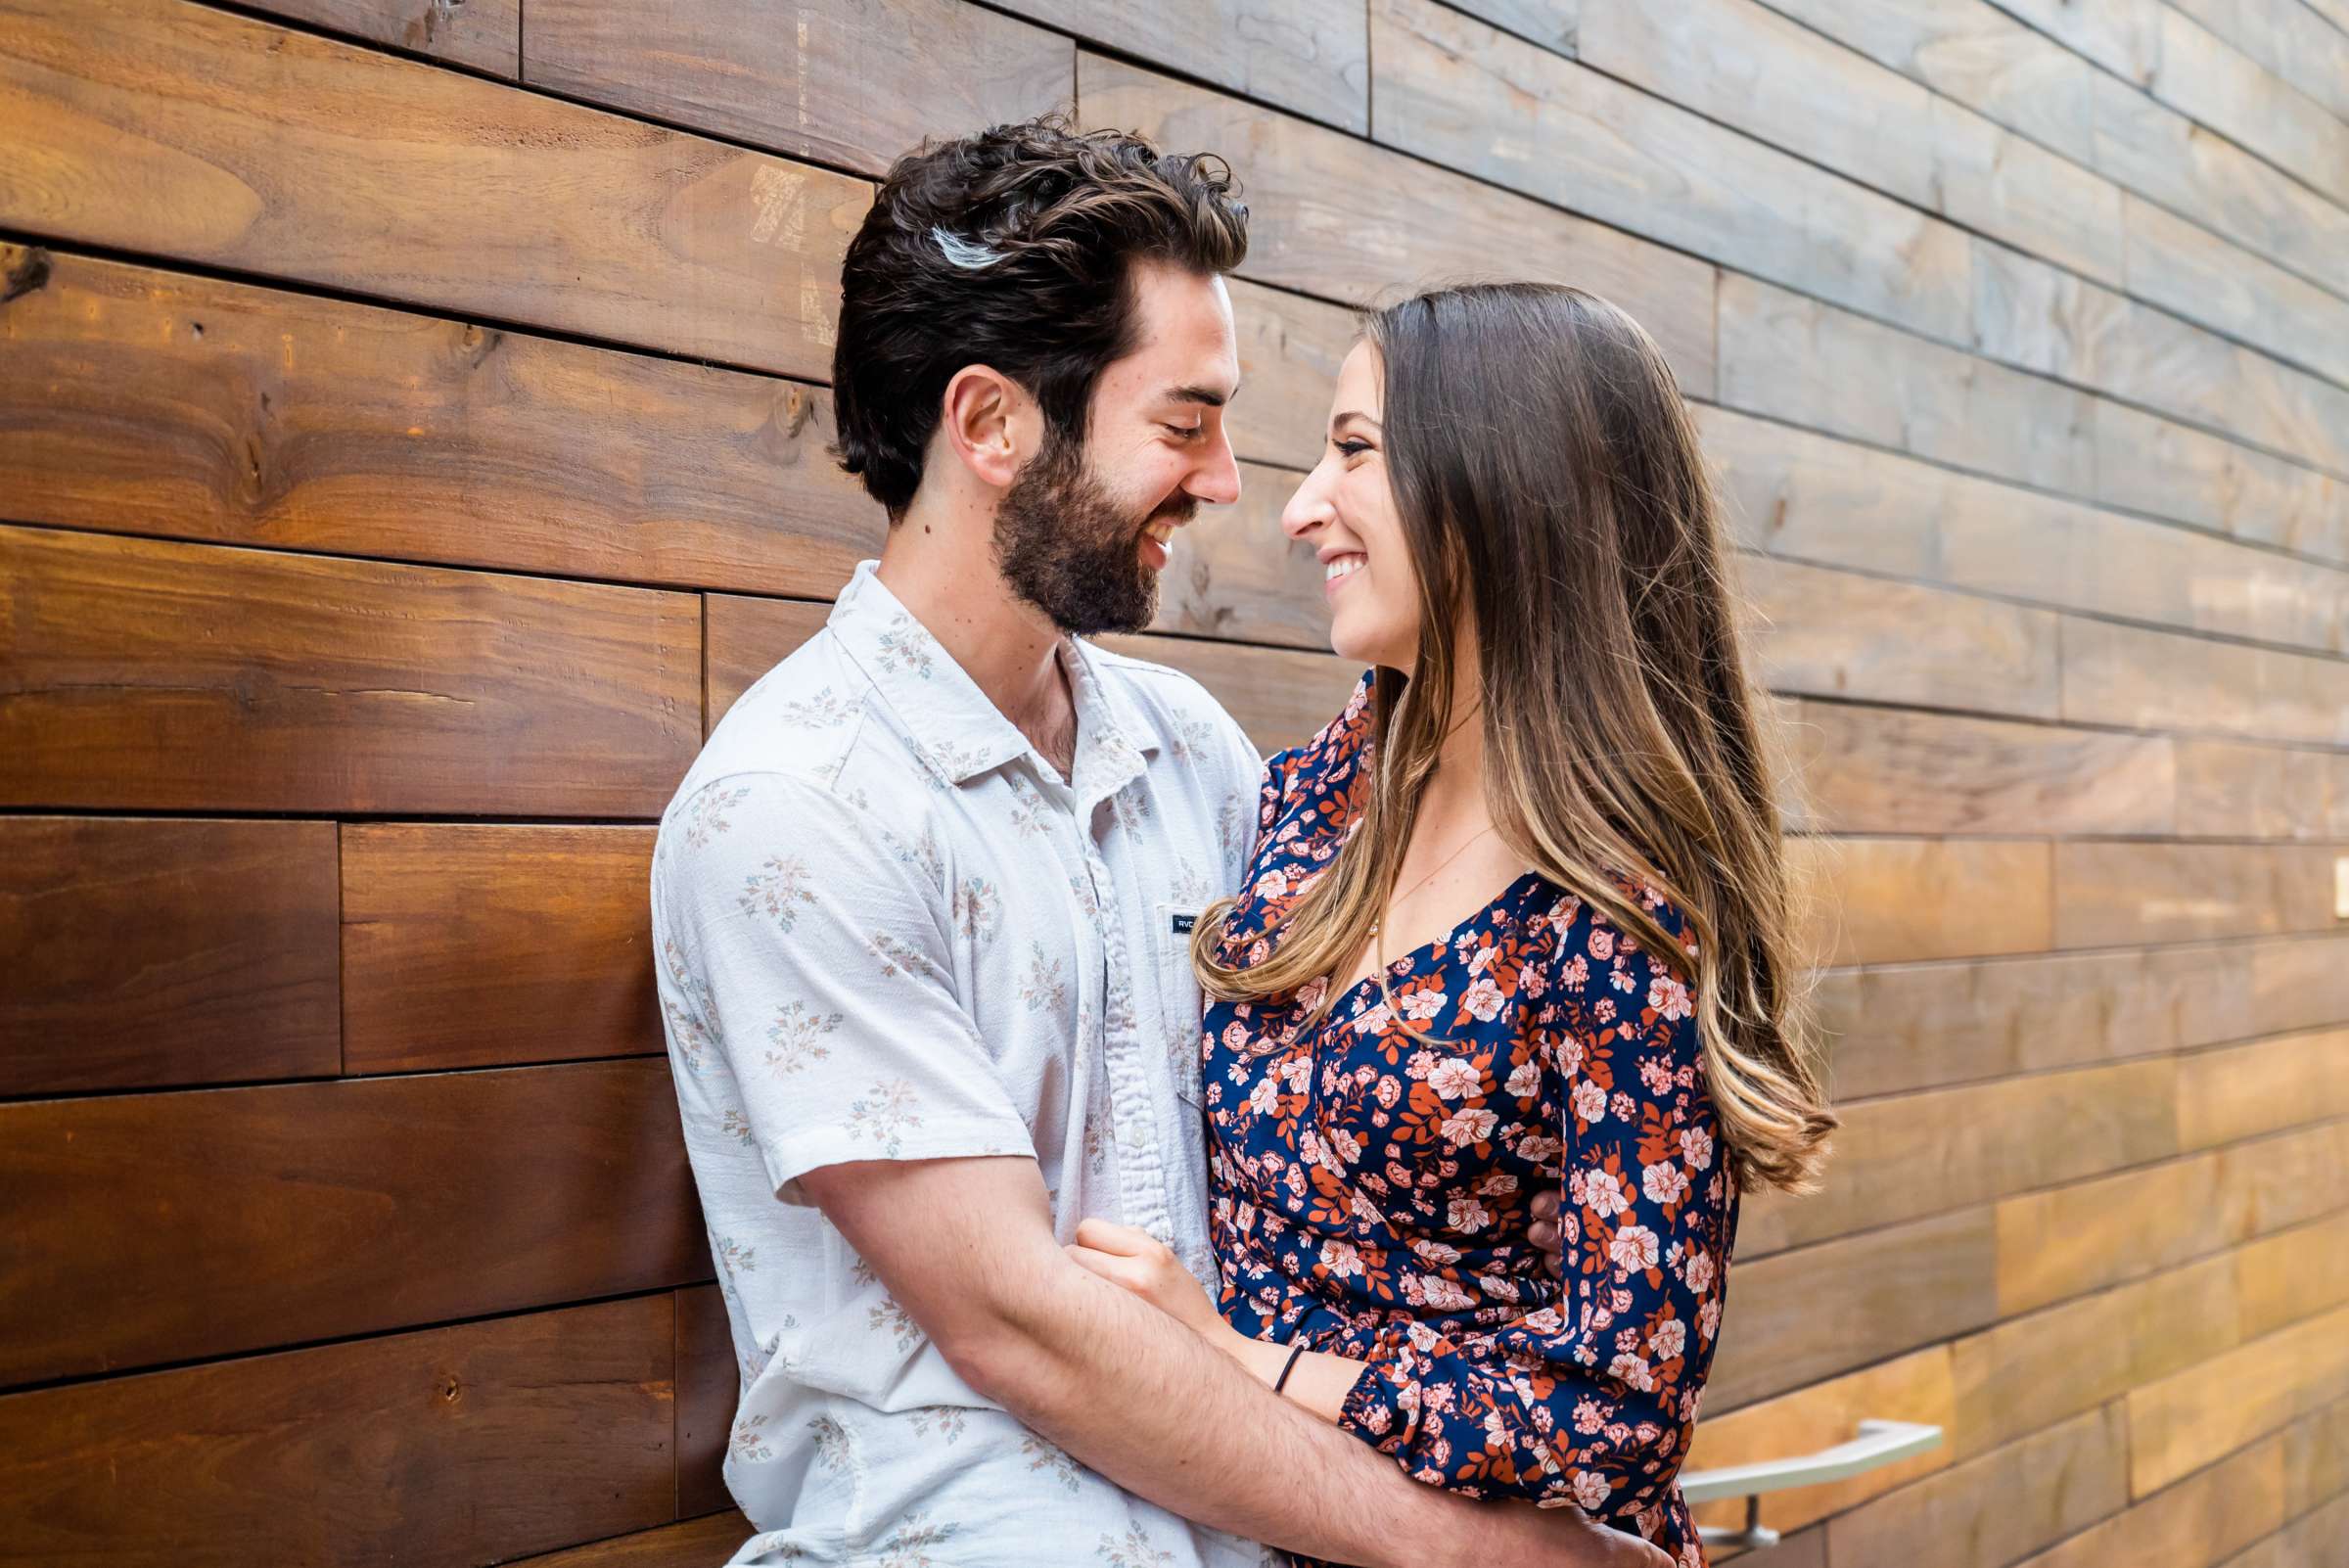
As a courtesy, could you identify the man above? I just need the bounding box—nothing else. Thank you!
[650,117,1670,1568]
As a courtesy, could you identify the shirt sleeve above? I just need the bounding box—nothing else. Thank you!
[1332,894,1736,1522]
[651,771,1038,1205]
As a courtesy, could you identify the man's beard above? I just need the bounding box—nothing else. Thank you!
[992,429,1192,637]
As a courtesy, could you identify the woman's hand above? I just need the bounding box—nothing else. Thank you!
[1066,1218,1232,1342]
[1529,1185,1567,1269]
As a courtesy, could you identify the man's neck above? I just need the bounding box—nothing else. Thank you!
[875,493,1077,773]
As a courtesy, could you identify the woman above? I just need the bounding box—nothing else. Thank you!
[1070,283,1838,1566]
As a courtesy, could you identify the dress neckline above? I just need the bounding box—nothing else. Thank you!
[1319,868,1553,1024]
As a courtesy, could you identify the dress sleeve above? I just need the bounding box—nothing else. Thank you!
[651,772,1039,1205]
[1332,895,1737,1524]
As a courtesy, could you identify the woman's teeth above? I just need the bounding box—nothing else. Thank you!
[1325,554,1365,582]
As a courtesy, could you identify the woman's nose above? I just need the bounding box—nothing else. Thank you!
[1281,468,1334,539]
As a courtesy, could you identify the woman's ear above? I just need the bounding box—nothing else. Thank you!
[939,365,1035,492]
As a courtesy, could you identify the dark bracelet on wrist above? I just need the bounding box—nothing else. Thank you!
[1272,1339,1308,1396]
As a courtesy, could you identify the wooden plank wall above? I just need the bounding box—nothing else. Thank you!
[2,1,2344,1564]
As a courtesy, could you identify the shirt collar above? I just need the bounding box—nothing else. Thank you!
[827,560,1158,791]
[1061,634,1157,804]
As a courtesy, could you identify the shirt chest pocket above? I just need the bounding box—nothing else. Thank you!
[1153,901,1208,1108]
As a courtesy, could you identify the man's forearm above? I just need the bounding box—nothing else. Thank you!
[803,1156,1651,1566]
[969,1263,1481,1568]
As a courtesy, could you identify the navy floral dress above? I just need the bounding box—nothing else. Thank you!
[1200,672,1734,1567]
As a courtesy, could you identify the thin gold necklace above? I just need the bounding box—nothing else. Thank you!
[1362,700,1491,962]
[1362,817,1498,999]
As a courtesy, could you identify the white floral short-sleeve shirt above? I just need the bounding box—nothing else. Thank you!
[651,559,1278,1567]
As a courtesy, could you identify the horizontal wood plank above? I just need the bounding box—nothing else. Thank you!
[675,1285,737,1520]
[1773,0,2349,301]
[0,0,865,378]
[0,816,339,1095]
[998,0,1370,128]
[1778,699,2177,838]
[1985,0,2158,84]
[1077,52,1719,396]
[2121,192,2349,394]
[2284,1393,2349,1517]
[501,1513,757,1568]
[0,1294,679,1568]
[236,0,520,75]
[0,1059,706,1387]
[2176,1029,2349,1152]
[0,244,887,597]
[1717,272,2094,498]
[1743,555,2062,719]
[1370,0,1976,345]
[2052,842,2343,948]
[1951,1249,2238,1460]
[1823,1402,2128,1568]
[0,527,702,816]
[2251,933,2349,1037]
[1584,0,2126,292]
[702,594,835,734]
[1789,836,2054,966]
[1995,1120,2349,1315]
[523,0,1069,176]
[1737,1058,2178,1256]
[2166,0,2349,123]
[2091,397,2349,571]
[1814,940,2250,1100]
[2012,1426,2283,1568]
[1705,403,2349,651]
[2176,738,2349,840]
[1705,1207,1998,1409]
[2234,1489,2349,1568]
[1228,278,1357,471]
[1975,240,2349,481]
[2087,68,2349,302]
[342,824,662,1074]
[2236,1210,2349,1344]
[2143,5,2349,211]
[2060,615,2349,749]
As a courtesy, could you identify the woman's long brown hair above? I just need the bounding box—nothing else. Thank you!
[1192,282,1836,1196]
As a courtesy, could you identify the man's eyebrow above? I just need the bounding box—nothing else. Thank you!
[1168,383,1237,407]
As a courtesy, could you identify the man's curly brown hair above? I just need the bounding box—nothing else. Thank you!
[830,115,1249,518]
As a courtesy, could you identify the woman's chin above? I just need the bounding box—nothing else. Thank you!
[1327,619,1410,672]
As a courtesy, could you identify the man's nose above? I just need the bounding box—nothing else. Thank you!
[1187,427,1242,507]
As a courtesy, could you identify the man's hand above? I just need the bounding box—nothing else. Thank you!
[1499,1502,1675,1568]
[1531,1185,1567,1273]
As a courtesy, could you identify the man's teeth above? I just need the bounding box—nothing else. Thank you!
[1145,521,1176,544]
[1325,554,1366,581]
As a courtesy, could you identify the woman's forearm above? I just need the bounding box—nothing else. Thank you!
[1224,1333,1368,1426]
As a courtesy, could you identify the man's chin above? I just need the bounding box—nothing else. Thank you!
[1057,603,1158,639]
[1014,573,1158,640]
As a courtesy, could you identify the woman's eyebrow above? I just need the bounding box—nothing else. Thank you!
[1330,409,1383,431]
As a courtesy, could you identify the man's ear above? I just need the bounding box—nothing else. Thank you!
[939,365,1037,492]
